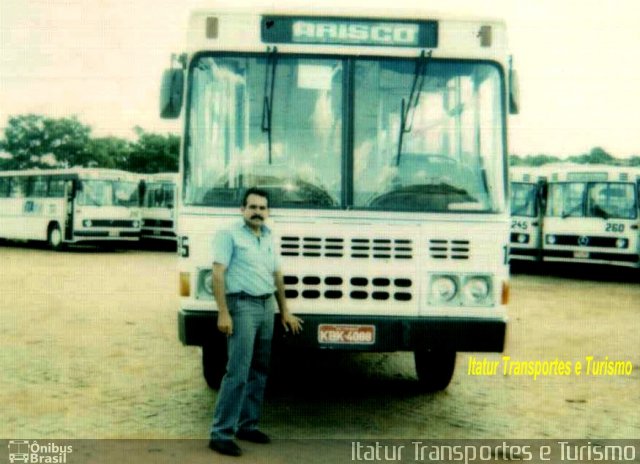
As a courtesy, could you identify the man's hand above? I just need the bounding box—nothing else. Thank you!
[281,313,303,335]
[217,311,233,336]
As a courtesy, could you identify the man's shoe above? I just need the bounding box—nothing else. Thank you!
[208,439,242,456]
[235,429,271,444]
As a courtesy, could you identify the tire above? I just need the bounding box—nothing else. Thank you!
[47,224,64,250]
[414,348,457,392]
[202,338,228,390]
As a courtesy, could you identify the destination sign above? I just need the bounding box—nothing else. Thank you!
[566,172,608,182]
[261,16,438,48]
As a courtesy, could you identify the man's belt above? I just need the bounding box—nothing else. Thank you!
[227,292,273,300]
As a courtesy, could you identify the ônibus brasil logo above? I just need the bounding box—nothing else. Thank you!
[8,440,73,463]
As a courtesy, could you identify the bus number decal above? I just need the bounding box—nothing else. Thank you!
[511,220,528,230]
[605,223,624,233]
[179,236,190,257]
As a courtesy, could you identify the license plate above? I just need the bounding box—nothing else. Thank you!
[109,230,118,237]
[318,324,375,345]
[574,250,589,259]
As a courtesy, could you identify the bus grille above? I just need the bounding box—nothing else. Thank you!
[90,220,136,228]
[283,275,413,302]
[428,239,470,260]
[280,236,413,259]
[142,219,173,228]
[548,235,621,248]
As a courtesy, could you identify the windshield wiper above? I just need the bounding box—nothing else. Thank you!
[591,205,610,220]
[396,50,431,166]
[261,46,278,164]
[561,204,583,218]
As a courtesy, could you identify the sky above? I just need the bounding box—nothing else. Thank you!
[1,0,639,158]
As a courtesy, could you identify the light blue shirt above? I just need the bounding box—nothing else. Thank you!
[213,220,280,296]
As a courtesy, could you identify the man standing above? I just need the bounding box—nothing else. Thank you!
[209,187,303,457]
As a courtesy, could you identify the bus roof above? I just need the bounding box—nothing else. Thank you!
[539,163,640,182]
[0,168,141,182]
[185,8,509,62]
[143,172,179,183]
[189,6,507,25]
[509,165,552,183]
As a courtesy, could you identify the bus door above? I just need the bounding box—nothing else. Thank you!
[535,179,547,260]
[64,179,76,241]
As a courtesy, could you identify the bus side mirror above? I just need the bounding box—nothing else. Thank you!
[160,68,184,119]
[508,68,520,115]
[72,179,82,197]
[138,180,146,206]
[537,180,547,210]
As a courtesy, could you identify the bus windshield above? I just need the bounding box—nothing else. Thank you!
[353,59,502,212]
[78,180,140,207]
[185,54,504,212]
[144,183,175,208]
[547,182,637,219]
[510,183,538,217]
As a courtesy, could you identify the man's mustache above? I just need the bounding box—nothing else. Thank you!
[251,215,263,220]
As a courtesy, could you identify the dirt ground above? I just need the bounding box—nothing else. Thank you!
[1,244,638,461]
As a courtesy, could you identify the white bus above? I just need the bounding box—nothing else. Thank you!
[542,164,640,267]
[509,166,547,262]
[140,173,179,242]
[162,7,519,391]
[0,168,141,249]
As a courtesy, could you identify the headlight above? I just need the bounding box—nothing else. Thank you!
[517,233,528,244]
[462,276,491,305]
[616,238,628,249]
[83,219,92,227]
[430,276,457,304]
[546,235,556,245]
[197,269,213,299]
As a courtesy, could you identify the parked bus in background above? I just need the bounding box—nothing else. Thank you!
[509,166,547,263]
[140,172,179,243]
[542,164,640,267]
[0,168,141,249]
[161,7,519,391]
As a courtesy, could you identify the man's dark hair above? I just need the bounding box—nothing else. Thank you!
[242,187,270,207]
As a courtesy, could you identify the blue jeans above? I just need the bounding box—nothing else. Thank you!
[210,294,275,440]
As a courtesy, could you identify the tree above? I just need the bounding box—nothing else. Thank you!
[568,147,616,165]
[511,154,562,167]
[509,154,523,166]
[87,136,132,170]
[127,126,179,173]
[1,114,92,169]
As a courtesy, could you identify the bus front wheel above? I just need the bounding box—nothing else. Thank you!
[414,348,456,392]
[202,338,228,390]
[47,224,64,250]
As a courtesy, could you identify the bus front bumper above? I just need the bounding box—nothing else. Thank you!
[178,309,506,352]
[74,230,140,239]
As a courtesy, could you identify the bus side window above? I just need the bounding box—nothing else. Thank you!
[0,178,10,198]
[31,176,48,197]
[48,179,67,198]
[9,178,26,198]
